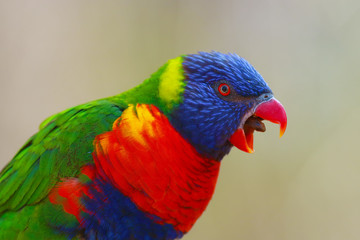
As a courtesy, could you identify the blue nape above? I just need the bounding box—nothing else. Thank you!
[80,178,183,240]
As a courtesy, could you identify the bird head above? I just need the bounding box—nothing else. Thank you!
[125,51,287,160]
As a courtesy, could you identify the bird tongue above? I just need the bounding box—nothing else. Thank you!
[244,117,266,133]
[229,98,287,153]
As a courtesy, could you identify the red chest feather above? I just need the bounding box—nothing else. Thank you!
[93,104,220,232]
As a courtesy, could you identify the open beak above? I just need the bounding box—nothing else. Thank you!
[229,98,287,153]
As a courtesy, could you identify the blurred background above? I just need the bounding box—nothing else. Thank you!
[1,0,360,239]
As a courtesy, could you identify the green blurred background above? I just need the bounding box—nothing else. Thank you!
[1,1,360,239]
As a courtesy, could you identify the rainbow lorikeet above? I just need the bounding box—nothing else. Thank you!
[0,52,287,240]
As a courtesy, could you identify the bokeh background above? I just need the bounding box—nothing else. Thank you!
[1,1,360,239]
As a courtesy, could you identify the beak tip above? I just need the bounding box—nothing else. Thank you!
[230,129,255,154]
[246,146,255,153]
[279,123,287,138]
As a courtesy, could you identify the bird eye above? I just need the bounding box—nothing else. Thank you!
[218,83,230,96]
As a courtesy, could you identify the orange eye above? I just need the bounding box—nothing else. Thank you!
[218,83,230,96]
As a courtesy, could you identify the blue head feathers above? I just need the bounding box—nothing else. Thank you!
[169,51,272,160]
[183,51,271,97]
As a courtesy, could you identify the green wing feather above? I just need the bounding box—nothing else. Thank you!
[0,100,124,213]
[0,62,171,238]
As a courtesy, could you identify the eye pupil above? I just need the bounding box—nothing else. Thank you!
[218,83,230,96]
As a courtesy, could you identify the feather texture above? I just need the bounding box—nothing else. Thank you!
[0,52,284,239]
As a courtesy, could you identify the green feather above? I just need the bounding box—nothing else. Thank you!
[0,58,187,238]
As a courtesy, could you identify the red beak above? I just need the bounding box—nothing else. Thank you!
[229,98,287,153]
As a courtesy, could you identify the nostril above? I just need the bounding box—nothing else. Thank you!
[259,93,273,102]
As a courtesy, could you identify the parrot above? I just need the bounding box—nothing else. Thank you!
[0,51,287,240]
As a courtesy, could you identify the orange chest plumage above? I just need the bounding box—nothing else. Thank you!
[91,104,221,232]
